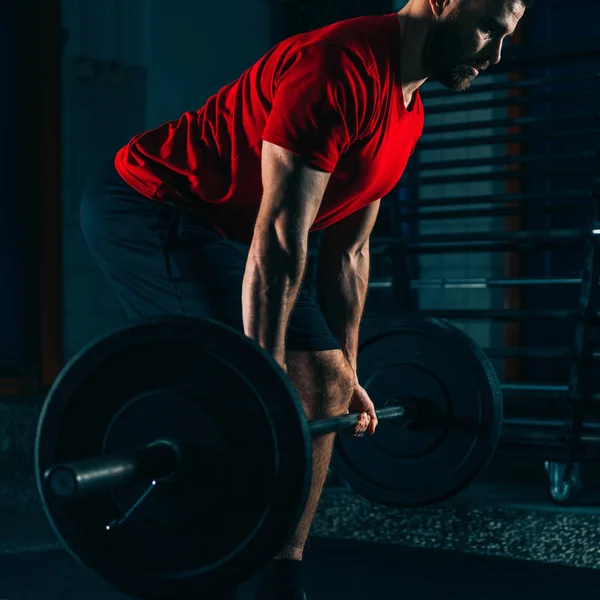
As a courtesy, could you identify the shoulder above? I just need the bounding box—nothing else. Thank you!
[278,41,379,97]
[279,14,397,79]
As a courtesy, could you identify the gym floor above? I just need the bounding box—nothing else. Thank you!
[1,536,600,600]
[3,428,600,600]
[3,462,600,599]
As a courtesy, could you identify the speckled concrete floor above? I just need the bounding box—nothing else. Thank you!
[313,489,600,570]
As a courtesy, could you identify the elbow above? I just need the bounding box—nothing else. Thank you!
[323,239,370,267]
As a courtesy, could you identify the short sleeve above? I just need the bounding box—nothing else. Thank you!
[262,44,377,173]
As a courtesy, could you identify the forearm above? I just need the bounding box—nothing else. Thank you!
[316,246,370,372]
[242,229,307,366]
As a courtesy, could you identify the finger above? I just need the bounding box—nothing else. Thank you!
[368,417,378,435]
[368,409,378,434]
[353,417,365,436]
[353,413,368,436]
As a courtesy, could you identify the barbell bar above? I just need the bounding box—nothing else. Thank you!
[44,405,410,502]
[45,408,600,506]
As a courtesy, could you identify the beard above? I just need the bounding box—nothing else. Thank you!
[424,17,479,91]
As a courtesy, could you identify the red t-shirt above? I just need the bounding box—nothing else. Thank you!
[115,13,424,243]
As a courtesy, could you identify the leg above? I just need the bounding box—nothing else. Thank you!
[275,349,355,561]
[81,162,347,595]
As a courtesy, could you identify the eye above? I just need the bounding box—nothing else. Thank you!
[480,22,506,38]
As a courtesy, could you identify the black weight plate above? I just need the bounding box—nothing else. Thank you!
[333,317,503,507]
[35,317,311,599]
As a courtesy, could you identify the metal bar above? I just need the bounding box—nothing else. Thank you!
[393,190,592,209]
[498,386,600,401]
[504,418,600,429]
[501,385,567,398]
[409,309,579,320]
[484,347,589,360]
[564,155,600,461]
[418,150,596,173]
[369,276,582,291]
[501,388,600,401]
[489,38,600,74]
[370,239,584,255]
[407,168,592,187]
[421,72,600,99]
[502,419,600,449]
[308,405,406,436]
[501,389,572,401]
[408,276,583,289]
[417,128,600,152]
[422,113,600,136]
[495,443,577,461]
[424,88,600,116]
[44,441,181,501]
[503,385,566,393]
[393,204,593,223]
[372,229,585,246]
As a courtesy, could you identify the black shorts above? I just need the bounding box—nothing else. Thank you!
[80,160,341,353]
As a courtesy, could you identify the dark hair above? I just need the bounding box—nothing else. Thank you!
[471,0,535,6]
[508,0,535,6]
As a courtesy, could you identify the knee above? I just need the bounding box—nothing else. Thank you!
[310,358,356,420]
[323,363,355,413]
[287,350,356,420]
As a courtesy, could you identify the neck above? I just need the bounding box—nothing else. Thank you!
[396,9,432,104]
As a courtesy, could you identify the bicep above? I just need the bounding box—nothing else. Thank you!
[254,141,331,251]
[321,200,381,255]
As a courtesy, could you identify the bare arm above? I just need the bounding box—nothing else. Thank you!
[316,200,380,372]
[242,142,331,366]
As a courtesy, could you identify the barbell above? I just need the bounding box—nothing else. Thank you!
[35,315,503,599]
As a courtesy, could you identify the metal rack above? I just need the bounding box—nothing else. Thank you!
[361,40,600,504]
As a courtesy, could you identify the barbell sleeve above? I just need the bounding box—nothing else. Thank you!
[44,439,182,501]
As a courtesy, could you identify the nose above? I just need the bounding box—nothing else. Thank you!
[486,39,504,65]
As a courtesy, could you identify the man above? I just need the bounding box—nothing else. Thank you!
[81,0,529,597]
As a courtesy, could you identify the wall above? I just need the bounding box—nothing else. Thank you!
[393,0,507,350]
[416,80,508,349]
[59,0,271,359]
